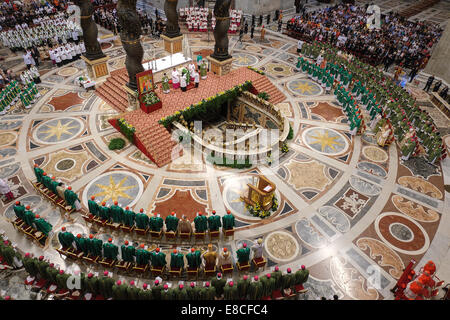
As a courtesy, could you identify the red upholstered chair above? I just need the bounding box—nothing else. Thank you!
[186,267,199,279]
[133,263,149,273]
[223,228,235,239]
[165,231,177,242]
[252,257,267,271]
[209,230,220,241]
[236,261,250,273]
[203,265,216,278]
[220,264,233,275]
[169,267,183,278]
[98,257,116,268]
[82,254,100,264]
[135,226,149,236]
[149,229,163,240]
[151,265,165,277]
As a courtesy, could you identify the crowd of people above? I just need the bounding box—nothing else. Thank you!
[1,16,81,53]
[0,0,67,31]
[179,7,243,33]
[285,4,443,71]
[298,41,447,164]
[93,6,165,37]
[49,41,85,67]
[0,77,40,114]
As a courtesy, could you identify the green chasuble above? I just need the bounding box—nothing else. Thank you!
[109,205,124,224]
[248,280,263,300]
[64,189,79,210]
[222,214,235,230]
[23,209,35,227]
[149,215,163,231]
[237,278,250,299]
[136,248,151,265]
[150,251,166,267]
[112,283,128,300]
[194,215,207,232]
[88,200,99,217]
[208,215,221,231]
[41,175,52,190]
[170,252,184,268]
[152,285,163,300]
[34,167,44,183]
[138,288,153,300]
[56,272,70,290]
[165,215,179,232]
[186,286,201,300]
[123,209,136,227]
[135,213,149,229]
[23,256,39,277]
[175,287,189,300]
[91,238,103,256]
[103,243,118,260]
[281,272,295,289]
[98,206,111,221]
[121,244,136,263]
[13,204,25,220]
[199,286,216,300]
[161,288,176,300]
[126,285,140,300]
[236,247,250,264]
[211,277,226,297]
[34,218,52,236]
[224,284,239,300]
[186,250,201,268]
[99,276,114,298]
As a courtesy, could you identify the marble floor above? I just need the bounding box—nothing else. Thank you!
[0,21,449,301]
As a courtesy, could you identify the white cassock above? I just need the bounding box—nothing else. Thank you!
[172,70,180,84]
[188,63,195,75]
[0,178,11,195]
[180,73,187,87]
[55,49,62,64]
[251,242,264,259]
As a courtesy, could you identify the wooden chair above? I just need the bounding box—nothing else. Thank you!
[132,263,149,273]
[165,231,177,242]
[209,230,220,241]
[93,217,107,227]
[81,214,94,224]
[13,218,24,230]
[193,231,206,243]
[220,264,233,275]
[186,267,199,280]
[236,261,250,274]
[33,231,46,246]
[169,267,183,278]
[203,265,216,278]
[252,257,267,271]
[116,260,131,272]
[67,249,84,260]
[120,224,134,233]
[98,257,116,268]
[82,254,100,264]
[223,228,235,239]
[135,227,149,236]
[150,265,165,277]
[105,221,121,231]
[57,247,74,257]
[179,231,191,241]
[149,229,163,241]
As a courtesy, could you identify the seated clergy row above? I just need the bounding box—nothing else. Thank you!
[33,164,81,210]
[13,201,53,236]
[87,196,235,234]
[58,228,262,271]
[21,251,309,300]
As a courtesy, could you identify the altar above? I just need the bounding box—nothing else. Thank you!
[142,52,193,84]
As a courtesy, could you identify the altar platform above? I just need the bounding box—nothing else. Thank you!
[142,52,192,83]
[100,67,286,167]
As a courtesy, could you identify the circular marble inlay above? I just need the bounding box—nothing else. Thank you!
[287,79,323,96]
[33,117,83,145]
[302,127,348,155]
[0,132,17,147]
[362,146,388,163]
[222,175,281,222]
[357,162,387,177]
[232,52,258,67]
[389,223,414,242]
[375,212,429,255]
[265,63,293,77]
[55,158,76,171]
[82,171,144,208]
[264,230,299,262]
[57,66,79,77]
[245,45,262,53]
[361,133,377,145]
[349,175,381,196]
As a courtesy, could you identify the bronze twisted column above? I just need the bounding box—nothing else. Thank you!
[210,0,232,61]
[74,0,105,60]
[163,0,181,38]
[117,0,145,91]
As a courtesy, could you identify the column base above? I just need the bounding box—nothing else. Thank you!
[207,56,234,76]
[161,34,184,54]
[123,85,140,112]
[81,56,110,82]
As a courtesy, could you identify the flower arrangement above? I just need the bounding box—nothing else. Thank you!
[117,118,135,143]
[247,66,265,75]
[257,92,270,101]
[159,81,253,128]
[281,142,289,153]
[287,124,294,140]
[141,91,160,106]
[246,194,279,219]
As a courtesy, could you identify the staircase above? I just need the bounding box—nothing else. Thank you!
[399,0,440,19]
[95,69,129,112]
[136,124,180,167]
[251,76,286,105]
